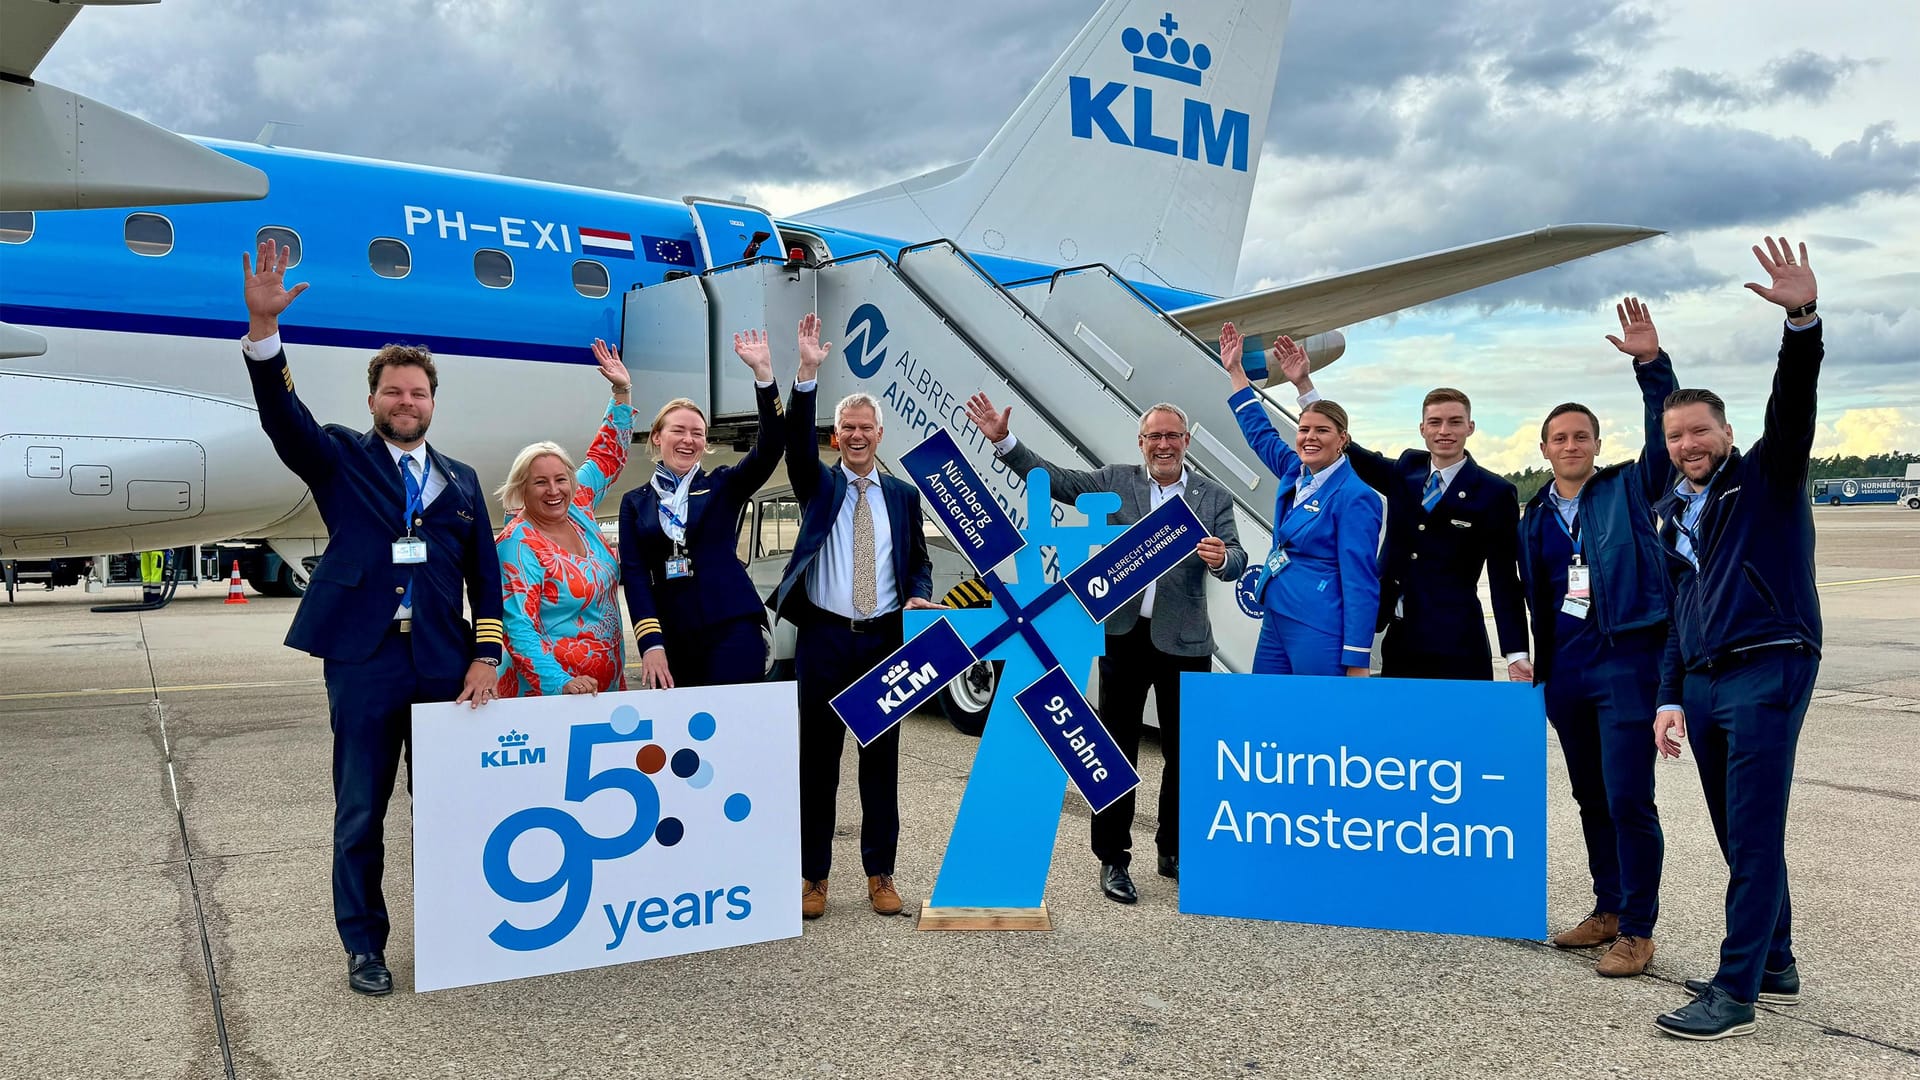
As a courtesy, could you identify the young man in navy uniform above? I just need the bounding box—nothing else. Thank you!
[240,240,504,996]
[1275,361,1527,681]
[1652,236,1825,1041]
[771,314,940,921]
[1517,297,1679,978]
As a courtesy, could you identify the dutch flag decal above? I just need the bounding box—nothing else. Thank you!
[578,227,636,259]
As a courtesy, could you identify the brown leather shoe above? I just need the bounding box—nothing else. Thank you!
[1597,934,1655,977]
[867,874,904,916]
[1551,911,1619,949]
[801,878,827,920]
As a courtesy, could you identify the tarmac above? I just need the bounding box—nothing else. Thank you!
[1,506,1916,1080]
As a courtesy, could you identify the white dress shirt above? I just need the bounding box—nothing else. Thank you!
[1139,469,1188,618]
[807,462,899,620]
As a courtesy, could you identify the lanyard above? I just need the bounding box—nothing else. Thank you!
[401,454,430,535]
[1552,499,1580,555]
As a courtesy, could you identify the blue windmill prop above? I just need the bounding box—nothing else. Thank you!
[831,428,1210,928]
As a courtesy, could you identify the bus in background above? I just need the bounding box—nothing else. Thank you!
[1811,475,1920,508]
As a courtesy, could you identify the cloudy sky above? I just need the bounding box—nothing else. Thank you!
[42,0,1919,473]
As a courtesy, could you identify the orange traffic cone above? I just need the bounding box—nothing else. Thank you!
[224,560,248,605]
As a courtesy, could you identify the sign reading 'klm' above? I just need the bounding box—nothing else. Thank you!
[1069,12,1251,171]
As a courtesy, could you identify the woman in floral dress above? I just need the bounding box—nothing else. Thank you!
[493,339,632,696]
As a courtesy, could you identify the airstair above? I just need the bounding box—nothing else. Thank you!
[621,236,1303,676]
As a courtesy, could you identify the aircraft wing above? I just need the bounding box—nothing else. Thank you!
[1169,224,1663,341]
[2,0,155,79]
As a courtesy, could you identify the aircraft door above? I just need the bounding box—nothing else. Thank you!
[683,198,783,268]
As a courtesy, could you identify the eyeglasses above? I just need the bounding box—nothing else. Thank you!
[1140,432,1187,443]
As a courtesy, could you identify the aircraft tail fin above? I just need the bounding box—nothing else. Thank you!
[802,0,1290,296]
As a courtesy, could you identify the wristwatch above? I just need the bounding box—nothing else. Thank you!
[1786,299,1816,319]
[474,656,500,667]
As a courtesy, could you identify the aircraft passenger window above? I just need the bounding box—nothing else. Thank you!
[474,248,513,289]
[125,213,173,257]
[368,238,411,279]
[0,211,32,244]
[256,226,302,267]
[572,260,610,298]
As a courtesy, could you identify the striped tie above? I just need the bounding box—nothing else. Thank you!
[1422,471,1443,512]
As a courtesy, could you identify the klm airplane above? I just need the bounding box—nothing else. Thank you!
[0,0,1655,655]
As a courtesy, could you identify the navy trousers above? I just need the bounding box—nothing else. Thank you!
[1544,644,1665,937]
[1685,644,1816,1002]
[1093,617,1211,868]
[662,614,767,688]
[322,628,462,955]
[795,614,903,882]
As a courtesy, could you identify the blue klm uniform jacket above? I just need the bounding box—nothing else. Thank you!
[1230,387,1383,667]
[244,348,504,678]
[1516,351,1679,684]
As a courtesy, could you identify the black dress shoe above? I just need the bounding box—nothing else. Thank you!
[1684,963,1800,1005]
[1655,984,1755,1041]
[348,951,393,997]
[1100,863,1137,904]
[1157,854,1178,880]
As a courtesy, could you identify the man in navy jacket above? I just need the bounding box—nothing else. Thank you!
[770,315,938,921]
[1652,237,1825,1042]
[240,240,503,997]
[1275,366,1528,681]
[1517,297,1679,979]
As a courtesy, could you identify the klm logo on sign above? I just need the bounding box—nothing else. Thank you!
[1068,12,1249,172]
[877,659,942,716]
[482,729,547,769]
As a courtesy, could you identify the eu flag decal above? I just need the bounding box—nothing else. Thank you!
[643,236,697,267]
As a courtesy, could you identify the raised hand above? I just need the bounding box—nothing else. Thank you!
[1219,323,1251,393]
[732,328,774,382]
[591,339,632,395]
[241,238,308,336]
[1272,334,1312,391]
[796,313,830,379]
[1744,236,1817,314]
[1604,296,1660,362]
[964,391,1012,443]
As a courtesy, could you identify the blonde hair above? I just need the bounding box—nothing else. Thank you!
[496,441,574,512]
[1300,399,1352,434]
[648,398,710,462]
[833,392,883,428]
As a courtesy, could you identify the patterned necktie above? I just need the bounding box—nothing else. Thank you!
[1422,470,1443,512]
[851,476,877,617]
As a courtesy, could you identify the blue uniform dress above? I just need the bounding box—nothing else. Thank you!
[1229,388,1382,675]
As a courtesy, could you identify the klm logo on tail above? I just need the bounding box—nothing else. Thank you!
[1068,12,1250,172]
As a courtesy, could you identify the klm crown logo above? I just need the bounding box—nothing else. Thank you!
[1067,11,1250,172]
[483,729,546,769]
[1123,13,1213,86]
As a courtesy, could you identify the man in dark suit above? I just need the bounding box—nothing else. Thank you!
[964,392,1247,904]
[1652,237,1825,1042]
[771,314,938,921]
[240,240,503,996]
[1275,358,1527,681]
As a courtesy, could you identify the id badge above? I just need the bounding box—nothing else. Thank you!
[1560,596,1590,619]
[1567,563,1591,600]
[1265,548,1290,576]
[664,556,693,580]
[392,538,428,565]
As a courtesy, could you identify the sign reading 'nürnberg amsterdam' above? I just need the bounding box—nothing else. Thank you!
[899,428,1025,575]
[831,619,980,746]
[1063,494,1206,622]
[1179,674,1547,940]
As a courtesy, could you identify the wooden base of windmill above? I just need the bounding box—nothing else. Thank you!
[915,903,1052,931]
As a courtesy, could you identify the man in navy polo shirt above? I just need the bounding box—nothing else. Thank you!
[1652,236,1824,1041]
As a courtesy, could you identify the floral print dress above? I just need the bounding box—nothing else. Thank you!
[495,398,632,696]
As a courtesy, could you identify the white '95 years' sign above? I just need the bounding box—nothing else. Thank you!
[412,682,800,991]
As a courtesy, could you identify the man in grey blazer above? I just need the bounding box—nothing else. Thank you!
[966,393,1247,904]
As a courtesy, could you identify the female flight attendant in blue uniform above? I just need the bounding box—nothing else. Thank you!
[1220,323,1382,676]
